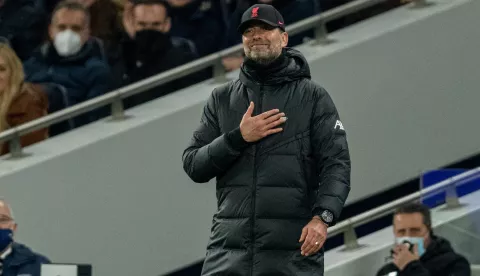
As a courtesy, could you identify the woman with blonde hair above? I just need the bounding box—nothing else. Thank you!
[0,43,48,155]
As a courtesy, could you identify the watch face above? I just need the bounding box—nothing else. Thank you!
[322,211,333,223]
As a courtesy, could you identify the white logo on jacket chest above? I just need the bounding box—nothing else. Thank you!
[334,120,345,130]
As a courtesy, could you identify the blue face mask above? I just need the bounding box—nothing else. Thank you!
[0,229,13,252]
[396,236,426,257]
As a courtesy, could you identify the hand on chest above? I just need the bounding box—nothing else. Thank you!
[218,86,314,151]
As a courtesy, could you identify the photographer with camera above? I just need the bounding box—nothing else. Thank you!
[377,203,471,276]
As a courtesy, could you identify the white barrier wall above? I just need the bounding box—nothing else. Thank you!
[1,0,479,275]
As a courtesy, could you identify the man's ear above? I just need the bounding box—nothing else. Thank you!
[281,31,288,47]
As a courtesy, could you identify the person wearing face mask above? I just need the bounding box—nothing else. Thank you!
[0,198,50,276]
[113,0,202,108]
[23,1,111,133]
[377,203,471,276]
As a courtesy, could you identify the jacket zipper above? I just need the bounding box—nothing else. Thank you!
[250,85,264,276]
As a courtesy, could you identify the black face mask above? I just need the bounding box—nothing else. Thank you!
[134,29,172,57]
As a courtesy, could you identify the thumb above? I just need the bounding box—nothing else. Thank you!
[244,102,254,118]
[413,244,419,256]
[299,227,307,243]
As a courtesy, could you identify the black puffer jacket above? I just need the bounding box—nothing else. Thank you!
[183,48,350,275]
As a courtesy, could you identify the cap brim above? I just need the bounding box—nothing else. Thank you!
[237,19,284,34]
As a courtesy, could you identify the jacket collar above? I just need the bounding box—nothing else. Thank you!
[239,47,311,90]
[1,246,12,260]
[39,40,96,65]
[3,243,36,267]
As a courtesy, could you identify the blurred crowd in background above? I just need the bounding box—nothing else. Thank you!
[0,0,404,154]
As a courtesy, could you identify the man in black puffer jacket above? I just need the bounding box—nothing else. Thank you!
[182,4,350,276]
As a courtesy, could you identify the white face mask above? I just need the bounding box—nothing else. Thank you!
[54,29,83,57]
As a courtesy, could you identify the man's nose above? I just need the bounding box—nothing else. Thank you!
[252,33,263,41]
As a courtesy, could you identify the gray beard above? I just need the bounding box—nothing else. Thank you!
[246,50,280,65]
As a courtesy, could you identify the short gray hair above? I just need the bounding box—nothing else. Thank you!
[52,0,91,25]
[0,197,15,220]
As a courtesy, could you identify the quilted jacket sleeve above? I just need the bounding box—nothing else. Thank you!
[182,90,244,183]
[311,86,351,225]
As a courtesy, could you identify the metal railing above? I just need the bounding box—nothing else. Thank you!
[327,167,480,250]
[0,0,431,158]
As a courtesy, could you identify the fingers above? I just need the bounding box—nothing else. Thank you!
[309,238,324,256]
[393,244,409,257]
[263,112,285,124]
[299,227,307,243]
[242,106,285,140]
[300,227,325,256]
[301,228,321,256]
[264,128,283,136]
[300,228,311,253]
[413,244,419,256]
[316,239,325,249]
[263,112,284,124]
[259,108,280,120]
[243,102,254,118]
[264,116,286,130]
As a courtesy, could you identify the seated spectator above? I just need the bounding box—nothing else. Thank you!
[0,0,48,61]
[377,203,470,276]
[115,0,202,108]
[223,0,319,71]
[0,198,51,275]
[166,0,227,57]
[0,44,48,156]
[75,0,125,64]
[23,1,111,129]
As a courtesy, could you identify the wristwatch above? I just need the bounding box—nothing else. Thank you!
[319,210,334,226]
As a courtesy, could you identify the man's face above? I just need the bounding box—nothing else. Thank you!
[133,4,171,33]
[0,201,16,233]
[393,212,430,245]
[49,8,90,44]
[242,22,288,65]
